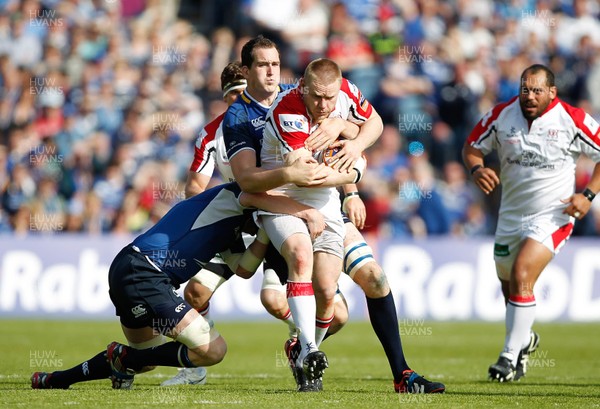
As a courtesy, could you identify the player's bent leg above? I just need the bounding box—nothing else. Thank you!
[107,311,226,389]
[30,333,162,390]
[165,264,231,386]
[109,325,160,389]
[127,333,167,373]
[173,310,227,366]
[351,260,390,298]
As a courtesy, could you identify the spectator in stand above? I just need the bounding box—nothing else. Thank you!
[281,0,329,73]
[0,0,599,238]
[326,8,381,102]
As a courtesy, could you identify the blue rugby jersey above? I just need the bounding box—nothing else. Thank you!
[223,84,294,165]
[131,183,252,285]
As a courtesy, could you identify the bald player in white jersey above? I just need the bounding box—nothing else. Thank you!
[463,64,600,383]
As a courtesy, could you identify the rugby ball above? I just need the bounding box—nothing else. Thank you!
[322,146,340,167]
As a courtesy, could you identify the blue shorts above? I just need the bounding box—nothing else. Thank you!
[108,245,193,331]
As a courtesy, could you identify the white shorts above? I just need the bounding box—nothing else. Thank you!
[258,213,345,259]
[494,213,574,280]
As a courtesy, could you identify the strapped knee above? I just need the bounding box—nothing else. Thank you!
[261,268,285,292]
[176,315,220,349]
[190,267,229,292]
[343,241,375,279]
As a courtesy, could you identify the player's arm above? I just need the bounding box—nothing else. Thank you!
[239,190,325,240]
[285,148,366,188]
[184,172,211,198]
[232,229,271,279]
[307,118,361,147]
[330,109,383,172]
[561,158,600,219]
[187,123,217,197]
[462,105,504,195]
[224,108,328,192]
[462,144,499,195]
[227,190,326,278]
[230,150,327,193]
[561,105,600,219]
[341,184,366,229]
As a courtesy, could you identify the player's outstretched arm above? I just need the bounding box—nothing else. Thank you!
[234,229,271,279]
[184,171,211,198]
[231,151,328,193]
[239,191,325,240]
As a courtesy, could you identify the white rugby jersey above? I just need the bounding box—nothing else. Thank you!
[189,112,235,182]
[468,97,600,225]
[261,78,373,217]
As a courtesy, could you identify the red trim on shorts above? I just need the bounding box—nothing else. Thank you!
[509,294,536,304]
[286,281,314,298]
[551,223,574,250]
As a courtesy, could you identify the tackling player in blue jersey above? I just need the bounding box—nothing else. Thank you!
[30,183,324,390]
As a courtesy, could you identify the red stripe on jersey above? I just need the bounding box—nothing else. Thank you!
[509,294,536,304]
[558,100,600,147]
[286,281,314,298]
[467,97,518,144]
[551,222,573,250]
[189,113,225,172]
[340,78,373,119]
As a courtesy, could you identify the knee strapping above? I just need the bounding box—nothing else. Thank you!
[343,241,375,279]
[176,315,220,349]
[261,268,286,292]
[190,268,228,292]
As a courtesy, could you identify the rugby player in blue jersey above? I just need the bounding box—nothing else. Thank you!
[30,183,325,389]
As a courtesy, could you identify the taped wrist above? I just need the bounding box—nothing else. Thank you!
[342,192,360,213]
[352,156,367,183]
[256,228,270,245]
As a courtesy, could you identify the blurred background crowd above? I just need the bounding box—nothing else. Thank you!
[1,0,599,239]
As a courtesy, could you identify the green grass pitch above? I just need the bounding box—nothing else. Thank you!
[1,319,599,408]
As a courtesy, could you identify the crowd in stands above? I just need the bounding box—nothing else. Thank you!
[1,0,599,238]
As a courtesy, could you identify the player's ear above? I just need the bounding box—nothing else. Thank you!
[549,85,557,99]
[241,65,250,79]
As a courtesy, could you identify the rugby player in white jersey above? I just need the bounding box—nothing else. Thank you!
[260,58,445,393]
[463,64,600,382]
